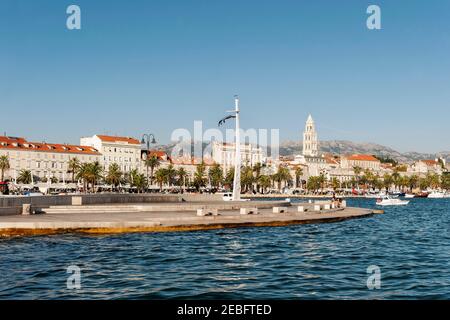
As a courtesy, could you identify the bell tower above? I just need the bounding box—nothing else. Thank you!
[302,114,318,157]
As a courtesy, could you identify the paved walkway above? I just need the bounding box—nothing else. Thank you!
[0,203,374,236]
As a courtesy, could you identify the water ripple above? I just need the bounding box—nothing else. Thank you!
[1,198,450,299]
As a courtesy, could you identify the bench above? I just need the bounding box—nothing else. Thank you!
[196,208,220,216]
[273,207,287,213]
[240,207,259,215]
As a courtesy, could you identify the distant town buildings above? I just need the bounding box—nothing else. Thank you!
[0,136,101,182]
[80,135,143,173]
[0,116,447,190]
[211,141,263,173]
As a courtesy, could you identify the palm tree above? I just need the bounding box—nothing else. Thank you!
[252,163,263,193]
[145,155,161,185]
[193,163,207,191]
[177,167,188,191]
[133,173,148,193]
[68,157,81,183]
[318,173,326,193]
[105,163,122,190]
[224,167,234,189]
[76,162,103,192]
[208,164,223,189]
[294,166,303,188]
[258,175,271,194]
[154,168,168,192]
[0,155,10,182]
[274,167,291,191]
[165,164,177,186]
[241,166,255,193]
[17,169,32,184]
[383,173,393,192]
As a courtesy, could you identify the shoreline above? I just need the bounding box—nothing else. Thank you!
[0,202,376,237]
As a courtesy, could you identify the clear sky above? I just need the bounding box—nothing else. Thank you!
[1,0,449,153]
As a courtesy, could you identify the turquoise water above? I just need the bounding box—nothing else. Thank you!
[0,198,449,299]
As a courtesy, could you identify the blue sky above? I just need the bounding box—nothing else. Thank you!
[1,0,449,153]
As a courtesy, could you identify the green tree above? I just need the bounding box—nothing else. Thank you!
[273,167,292,191]
[224,167,235,188]
[68,157,81,183]
[133,173,148,193]
[193,163,207,191]
[165,164,177,186]
[258,175,271,194]
[176,167,188,189]
[154,168,168,192]
[241,166,255,193]
[17,169,32,184]
[208,164,223,189]
[76,162,103,192]
[0,155,10,182]
[294,166,303,188]
[145,155,161,185]
[105,163,122,190]
[441,174,450,190]
[382,173,393,192]
[306,176,320,192]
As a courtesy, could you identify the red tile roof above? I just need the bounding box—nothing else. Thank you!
[0,136,100,155]
[96,135,140,145]
[345,154,380,162]
[421,159,438,166]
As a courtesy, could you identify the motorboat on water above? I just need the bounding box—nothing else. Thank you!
[404,193,415,199]
[365,193,384,199]
[415,192,429,198]
[428,191,450,199]
[376,195,409,206]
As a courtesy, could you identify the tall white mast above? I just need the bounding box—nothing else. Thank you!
[232,95,241,201]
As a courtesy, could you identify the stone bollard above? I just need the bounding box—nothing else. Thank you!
[314,205,322,212]
[324,204,331,210]
[240,208,259,215]
[331,203,336,209]
[22,204,32,215]
[273,207,287,213]
[341,200,347,208]
[72,196,83,206]
[197,208,218,216]
[297,206,305,212]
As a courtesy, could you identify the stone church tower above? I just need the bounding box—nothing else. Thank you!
[302,114,318,157]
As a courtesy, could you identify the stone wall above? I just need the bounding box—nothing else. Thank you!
[0,193,223,216]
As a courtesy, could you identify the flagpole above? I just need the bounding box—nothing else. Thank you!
[232,95,241,201]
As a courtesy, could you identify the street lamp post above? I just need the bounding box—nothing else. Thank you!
[141,134,157,188]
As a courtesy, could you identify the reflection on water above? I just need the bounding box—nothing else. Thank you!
[1,198,450,299]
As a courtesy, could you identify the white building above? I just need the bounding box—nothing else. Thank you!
[303,114,318,157]
[0,136,101,182]
[340,154,381,171]
[80,135,143,173]
[211,141,263,173]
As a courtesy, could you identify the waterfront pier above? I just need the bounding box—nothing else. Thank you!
[0,195,374,236]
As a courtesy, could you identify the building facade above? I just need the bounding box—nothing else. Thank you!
[211,141,263,173]
[0,136,101,182]
[340,154,381,171]
[80,135,143,174]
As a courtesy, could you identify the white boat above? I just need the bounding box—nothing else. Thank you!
[365,192,386,199]
[404,194,415,199]
[428,191,448,199]
[376,195,409,206]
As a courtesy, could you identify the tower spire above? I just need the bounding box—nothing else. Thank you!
[302,114,318,157]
